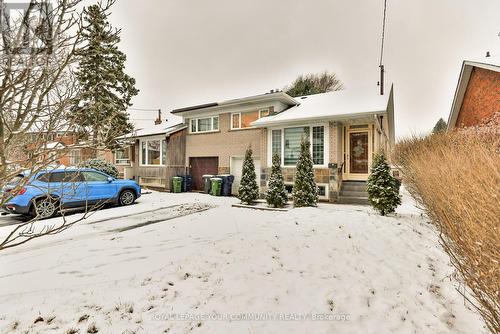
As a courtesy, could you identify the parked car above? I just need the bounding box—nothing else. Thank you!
[1,168,141,219]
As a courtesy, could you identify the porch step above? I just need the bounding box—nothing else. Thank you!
[338,181,369,205]
[340,190,368,197]
[341,181,367,192]
[337,196,369,205]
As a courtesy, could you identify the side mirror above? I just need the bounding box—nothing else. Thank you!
[107,177,114,183]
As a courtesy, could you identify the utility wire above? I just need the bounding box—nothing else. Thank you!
[127,107,161,112]
[379,0,388,66]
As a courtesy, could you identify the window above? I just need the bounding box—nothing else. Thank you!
[232,113,240,129]
[69,149,81,165]
[115,147,130,165]
[147,140,161,165]
[161,139,167,165]
[284,127,309,166]
[140,138,167,166]
[317,185,326,197]
[49,172,83,183]
[312,126,325,165]
[231,109,270,129]
[190,116,219,133]
[271,130,281,161]
[270,124,327,167]
[82,171,109,182]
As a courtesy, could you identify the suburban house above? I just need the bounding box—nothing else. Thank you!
[171,92,297,192]
[169,87,395,202]
[448,56,500,129]
[252,87,395,203]
[115,122,187,190]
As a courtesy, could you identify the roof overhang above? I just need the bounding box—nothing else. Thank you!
[447,59,500,129]
[171,92,298,116]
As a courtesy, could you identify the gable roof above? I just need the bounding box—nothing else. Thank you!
[447,57,500,129]
[252,86,393,127]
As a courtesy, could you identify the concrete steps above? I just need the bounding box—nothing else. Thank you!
[338,181,369,205]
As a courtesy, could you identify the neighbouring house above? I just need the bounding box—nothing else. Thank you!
[448,56,500,129]
[171,87,395,202]
[116,122,187,190]
[23,130,113,167]
[252,87,395,202]
[171,92,297,193]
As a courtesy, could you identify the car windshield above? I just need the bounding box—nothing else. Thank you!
[6,175,25,187]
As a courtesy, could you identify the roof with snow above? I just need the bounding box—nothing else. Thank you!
[252,87,393,126]
[118,121,186,139]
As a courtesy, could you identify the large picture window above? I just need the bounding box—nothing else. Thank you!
[190,116,219,133]
[140,138,167,166]
[270,125,327,167]
[284,127,309,166]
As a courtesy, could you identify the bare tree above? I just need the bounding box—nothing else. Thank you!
[0,0,116,251]
[284,71,343,97]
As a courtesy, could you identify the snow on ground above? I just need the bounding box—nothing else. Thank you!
[0,189,487,334]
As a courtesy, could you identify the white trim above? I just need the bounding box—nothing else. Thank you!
[114,146,131,166]
[267,122,329,168]
[139,136,167,167]
[342,124,373,181]
[189,116,220,134]
[316,183,329,200]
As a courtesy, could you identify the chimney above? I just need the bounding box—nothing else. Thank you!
[379,65,385,95]
[486,51,491,58]
[154,109,162,125]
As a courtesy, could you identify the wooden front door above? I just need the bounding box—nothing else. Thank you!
[189,157,219,191]
[344,126,372,181]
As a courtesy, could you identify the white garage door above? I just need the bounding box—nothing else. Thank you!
[230,156,261,195]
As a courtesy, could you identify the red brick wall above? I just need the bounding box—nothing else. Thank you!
[456,67,500,127]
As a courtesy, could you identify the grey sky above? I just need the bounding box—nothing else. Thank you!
[108,0,500,138]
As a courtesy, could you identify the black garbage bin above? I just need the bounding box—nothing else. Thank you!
[217,174,234,196]
[185,175,193,192]
[177,175,193,192]
[202,175,214,194]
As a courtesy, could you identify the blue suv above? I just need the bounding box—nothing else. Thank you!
[1,168,141,219]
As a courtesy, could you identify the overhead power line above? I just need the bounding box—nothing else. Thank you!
[127,107,161,112]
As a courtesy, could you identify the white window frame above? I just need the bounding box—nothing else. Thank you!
[316,183,329,200]
[69,149,81,166]
[231,108,270,130]
[139,136,167,166]
[114,147,131,165]
[189,116,219,134]
[267,123,329,168]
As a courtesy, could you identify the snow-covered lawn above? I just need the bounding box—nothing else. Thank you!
[0,190,486,334]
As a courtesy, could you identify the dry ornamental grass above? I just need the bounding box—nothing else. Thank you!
[394,118,500,333]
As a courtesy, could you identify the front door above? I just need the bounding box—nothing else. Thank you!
[345,128,372,180]
[189,157,219,191]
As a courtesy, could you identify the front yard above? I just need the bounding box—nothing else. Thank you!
[0,190,486,333]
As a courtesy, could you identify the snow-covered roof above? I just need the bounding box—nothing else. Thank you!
[252,88,392,126]
[45,141,65,149]
[119,121,185,139]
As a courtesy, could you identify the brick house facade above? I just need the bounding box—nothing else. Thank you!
[448,58,500,129]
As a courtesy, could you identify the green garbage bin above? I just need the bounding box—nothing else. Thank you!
[210,178,222,196]
[172,176,182,193]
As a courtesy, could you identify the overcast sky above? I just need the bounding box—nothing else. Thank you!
[108,0,500,138]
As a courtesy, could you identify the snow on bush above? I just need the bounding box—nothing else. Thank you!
[238,146,259,205]
[292,137,318,207]
[79,158,119,178]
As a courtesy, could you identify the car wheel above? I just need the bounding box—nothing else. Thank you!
[31,197,58,219]
[119,189,136,206]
